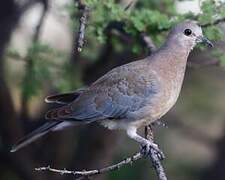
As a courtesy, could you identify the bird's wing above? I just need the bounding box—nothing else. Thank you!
[45,89,85,105]
[45,60,160,121]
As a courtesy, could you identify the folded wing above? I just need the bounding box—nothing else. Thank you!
[45,63,159,122]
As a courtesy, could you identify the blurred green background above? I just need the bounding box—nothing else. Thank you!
[1,0,225,180]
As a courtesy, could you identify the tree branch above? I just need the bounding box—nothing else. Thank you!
[35,152,143,178]
[75,0,90,52]
[33,0,48,42]
[145,125,167,180]
[105,21,157,55]
[140,32,157,54]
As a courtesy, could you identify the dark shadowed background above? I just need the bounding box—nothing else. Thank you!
[1,0,225,180]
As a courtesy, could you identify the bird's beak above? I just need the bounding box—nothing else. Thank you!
[196,36,213,47]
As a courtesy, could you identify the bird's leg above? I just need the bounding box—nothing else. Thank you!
[127,127,165,160]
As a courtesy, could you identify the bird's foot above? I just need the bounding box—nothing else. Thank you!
[140,142,165,160]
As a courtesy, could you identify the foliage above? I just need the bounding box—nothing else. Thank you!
[76,0,225,53]
[7,0,225,103]
[21,42,51,99]
[8,42,76,100]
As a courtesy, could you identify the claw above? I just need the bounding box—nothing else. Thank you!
[140,144,149,156]
[140,142,165,160]
[150,146,165,160]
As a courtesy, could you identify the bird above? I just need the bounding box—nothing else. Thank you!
[11,20,213,154]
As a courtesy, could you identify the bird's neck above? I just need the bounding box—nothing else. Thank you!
[161,38,191,60]
[147,39,191,80]
[153,38,191,68]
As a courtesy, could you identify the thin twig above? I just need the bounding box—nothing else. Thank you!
[149,148,167,180]
[145,125,154,140]
[33,0,48,42]
[140,32,157,54]
[124,0,135,11]
[35,152,143,178]
[105,21,157,55]
[76,0,90,52]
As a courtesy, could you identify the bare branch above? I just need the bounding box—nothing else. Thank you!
[140,32,157,54]
[75,0,90,52]
[145,125,154,140]
[35,152,143,178]
[33,0,48,42]
[105,21,157,55]
[145,125,167,180]
[148,148,167,180]
[124,0,135,11]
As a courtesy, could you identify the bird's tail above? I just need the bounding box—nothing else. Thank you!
[10,121,64,153]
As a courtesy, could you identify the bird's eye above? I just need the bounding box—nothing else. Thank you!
[184,29,192,36]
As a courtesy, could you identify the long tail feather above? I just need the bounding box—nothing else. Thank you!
[10,121,62,153]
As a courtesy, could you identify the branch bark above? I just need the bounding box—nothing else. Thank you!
[140,32,156,54]
[75,0,90,52]
[145,125,167,180]
[35,152,142,178]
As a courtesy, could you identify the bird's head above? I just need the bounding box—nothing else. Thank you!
[167,20,213,51]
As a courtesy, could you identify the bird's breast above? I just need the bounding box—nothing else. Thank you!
[152,67,186,120]
[137,66,186,124]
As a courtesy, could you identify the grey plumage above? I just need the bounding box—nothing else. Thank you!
[11,20,213,153]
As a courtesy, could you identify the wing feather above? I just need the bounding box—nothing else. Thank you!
[45,89,85,104]
[45,61,159,122]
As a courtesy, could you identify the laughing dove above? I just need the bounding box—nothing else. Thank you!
[11,20,213,153]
